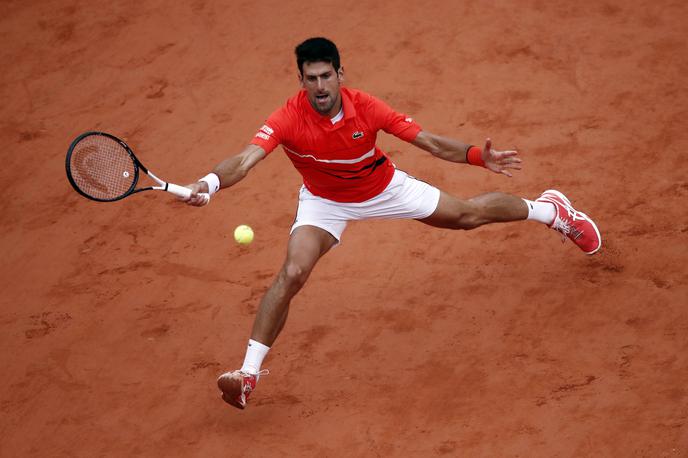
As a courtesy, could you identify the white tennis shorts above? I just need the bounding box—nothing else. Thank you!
[291,169,441,241]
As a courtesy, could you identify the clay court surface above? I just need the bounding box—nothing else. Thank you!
[1,0,687,456]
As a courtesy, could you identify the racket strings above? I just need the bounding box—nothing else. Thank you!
[69,135,136,200]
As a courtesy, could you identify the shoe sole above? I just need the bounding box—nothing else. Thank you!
[217,374,246,409]
[539,189,602,255]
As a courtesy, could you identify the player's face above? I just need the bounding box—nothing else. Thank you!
[300,61,343,117]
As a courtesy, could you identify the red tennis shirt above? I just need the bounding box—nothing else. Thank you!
[250,87,422,203]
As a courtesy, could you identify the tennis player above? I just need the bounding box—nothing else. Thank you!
[183,37,601,409]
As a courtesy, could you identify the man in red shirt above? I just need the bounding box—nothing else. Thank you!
[184,37,601,409]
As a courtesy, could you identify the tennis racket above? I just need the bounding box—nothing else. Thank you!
[65,131,208,203]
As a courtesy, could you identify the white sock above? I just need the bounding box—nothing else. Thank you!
[523,199,556,225]
[240,339,270,376]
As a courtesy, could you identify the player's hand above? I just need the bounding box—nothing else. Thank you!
[182,181,211,206]
[482,138,522,177]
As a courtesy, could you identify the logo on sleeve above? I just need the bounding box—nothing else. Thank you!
[352,131,364,139]
[404,117,413,123]
[255,124,274,141]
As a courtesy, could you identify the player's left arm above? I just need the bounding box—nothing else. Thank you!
[411,131,522,177]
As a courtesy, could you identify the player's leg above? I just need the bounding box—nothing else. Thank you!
[419,189,601,254]
[217,225,337,409]
[419,190,530,229]
[250,224,337,346]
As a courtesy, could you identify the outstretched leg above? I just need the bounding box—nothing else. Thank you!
[419,189,601,254]
[419,190,530,229]
[217,225,337,409]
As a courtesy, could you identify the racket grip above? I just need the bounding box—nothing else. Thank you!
[166,183,193,198]
[166,183,210,204]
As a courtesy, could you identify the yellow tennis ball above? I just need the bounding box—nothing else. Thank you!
[234,225,254,244]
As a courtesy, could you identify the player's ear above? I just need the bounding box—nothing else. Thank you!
[337,66,344,82]
[298,72,304,87]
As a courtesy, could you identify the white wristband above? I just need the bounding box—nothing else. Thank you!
[199,173,221,196]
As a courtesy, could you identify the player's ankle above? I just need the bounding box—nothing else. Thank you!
[240,339,270,376]
[523,199,556,225]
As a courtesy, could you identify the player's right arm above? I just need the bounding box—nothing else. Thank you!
[184,144,266,206]
[184,105,288,206]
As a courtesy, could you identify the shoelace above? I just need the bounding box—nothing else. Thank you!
[221,368,270,378]
[542,196,585,242]
[552,218,583,242]
[242,369,269,394]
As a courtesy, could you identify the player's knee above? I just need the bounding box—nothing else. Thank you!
[455,212,483,230]
[438,200,485,230]
[449,203,484,230]
[283,262,310,290]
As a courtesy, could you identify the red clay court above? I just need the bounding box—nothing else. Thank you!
[1,0,686,456]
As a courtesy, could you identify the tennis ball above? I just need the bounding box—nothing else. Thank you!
[234,225,254,244]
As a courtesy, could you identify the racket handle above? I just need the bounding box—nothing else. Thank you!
[166,183,210,204]
[166,183,193,198]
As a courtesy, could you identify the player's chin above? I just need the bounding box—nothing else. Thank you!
[311,96,333,114]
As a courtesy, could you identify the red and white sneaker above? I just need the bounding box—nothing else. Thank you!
[536,189,602,255]
[217,369,268,409]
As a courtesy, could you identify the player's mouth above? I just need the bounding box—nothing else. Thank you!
[315,93,329,104]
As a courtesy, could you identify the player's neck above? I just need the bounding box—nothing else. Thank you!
[325,95,343,119]
[330,106,344,124]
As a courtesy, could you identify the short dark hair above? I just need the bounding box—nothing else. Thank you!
[295,37,340,75]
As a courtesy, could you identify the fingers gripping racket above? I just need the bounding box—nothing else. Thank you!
[65,131,208,202]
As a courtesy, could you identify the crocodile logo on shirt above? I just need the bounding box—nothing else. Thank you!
[352,131,364,139]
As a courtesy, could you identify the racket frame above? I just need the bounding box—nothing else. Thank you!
[66,131,193,201]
